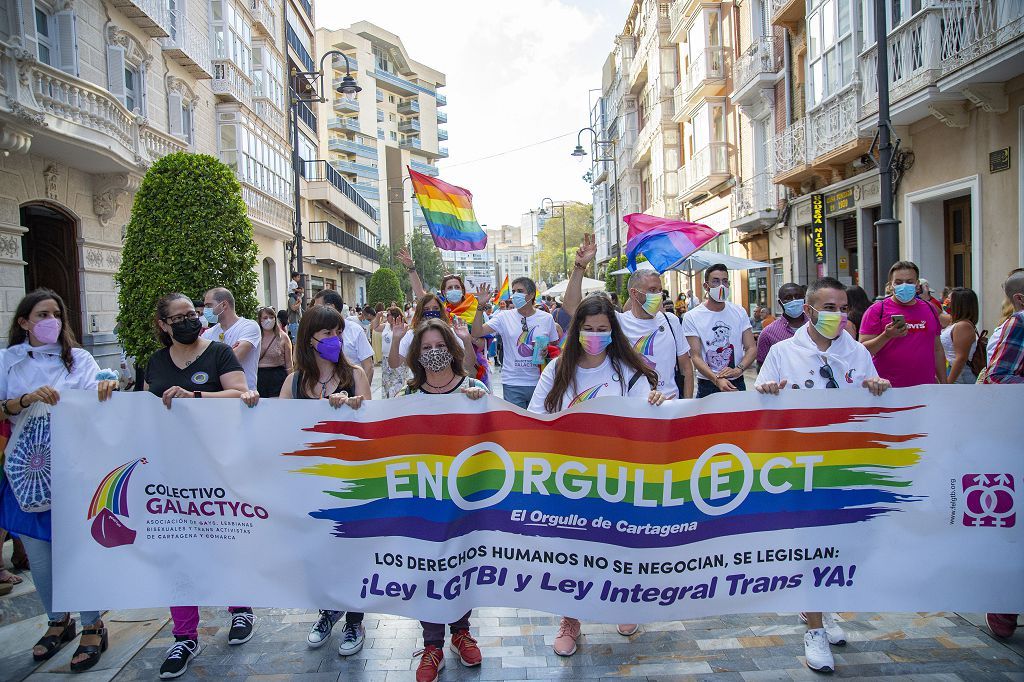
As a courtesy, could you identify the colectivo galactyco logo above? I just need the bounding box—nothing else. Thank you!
[88,458,147,548]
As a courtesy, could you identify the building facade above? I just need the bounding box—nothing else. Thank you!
[0,0,296,365]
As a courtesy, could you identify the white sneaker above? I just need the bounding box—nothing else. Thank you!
[799,612,847,646]
[803,628,835,673]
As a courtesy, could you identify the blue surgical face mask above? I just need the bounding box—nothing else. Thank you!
[511,292,528,310]
[893,283,917,304]
[445,289,464,304]
[782,299,805,318]
[203,305,219,325]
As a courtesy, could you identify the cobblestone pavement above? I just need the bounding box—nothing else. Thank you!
[2,363,1022,680]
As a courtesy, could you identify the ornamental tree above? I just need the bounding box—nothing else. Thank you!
[367,267,404,307]
[115,152,258,363]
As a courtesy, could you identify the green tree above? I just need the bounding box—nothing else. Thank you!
[604,254,646,303]
[536,203,593,284]
[367,267,404,307]
[115,152,258,363]
[376,230,446,300]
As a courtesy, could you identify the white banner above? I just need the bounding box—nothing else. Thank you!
[52,386,1024,622]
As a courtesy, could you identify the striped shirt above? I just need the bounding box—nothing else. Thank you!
[756,316,806,366]
[985,311,1024,384]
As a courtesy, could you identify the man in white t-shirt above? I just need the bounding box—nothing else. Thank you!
[754,277,890,674]
[681,264,757,397]
[312,289,375,386]
[472,277,558,409]
[202,287,261,390]
[564,234,693,398]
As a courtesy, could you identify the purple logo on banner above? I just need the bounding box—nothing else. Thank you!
[962,474,1015,528]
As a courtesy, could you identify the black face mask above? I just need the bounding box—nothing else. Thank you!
[170,317,203,345]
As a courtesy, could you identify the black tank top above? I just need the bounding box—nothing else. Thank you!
[292,370,356,399]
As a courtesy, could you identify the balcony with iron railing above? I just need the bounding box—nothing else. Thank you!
[731,36,779,109]
[398,98,420,115]
[250,0,275,39]
[331,54,358,72]
[807,87,870,165]
[438,146,449,158]
[108,0,170,36]
[328,137,378,159]
[398,118,421,133]
[731,172,781,232]
[333,95,359,113]
[860,6,946,120]
[400,137,422,151]
[684,47,727,102]
[680,142,731,199]
[307,221,379,264]
[212,59,253,108]
[436,92,447,106]
[331,159,380,180]
[437,128,448,141]
[296,99,317,132]
[436,110,448,123]
[286,22,314,72]
[302,160,378,224]
[771,0,805,29]
[327,117,358,132]
[772,118,809,184]
[160,17,212,78]
[940,0,1024,86]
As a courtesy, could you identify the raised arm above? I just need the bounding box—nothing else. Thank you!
[563,234,596,319]
[471,284,497,339]
[397,247,426,300]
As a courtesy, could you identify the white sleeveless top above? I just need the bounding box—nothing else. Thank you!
[940,322,977,363]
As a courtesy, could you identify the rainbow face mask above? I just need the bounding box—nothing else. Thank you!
[811,307,848,340]
[579,330,612,355]
[641,292,662,315]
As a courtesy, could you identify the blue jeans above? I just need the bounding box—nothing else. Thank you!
[502,384,536,409]
[288,322,299,341]
[21,535,101,626]
[696,376,746,398]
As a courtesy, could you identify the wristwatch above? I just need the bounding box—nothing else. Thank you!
[193,391,202,398]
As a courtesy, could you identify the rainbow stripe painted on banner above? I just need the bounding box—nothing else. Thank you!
[284,407,925,548]
[87,458,147,519]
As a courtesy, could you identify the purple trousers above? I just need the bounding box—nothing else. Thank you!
[421,611,471,647]
[170,606,249,639]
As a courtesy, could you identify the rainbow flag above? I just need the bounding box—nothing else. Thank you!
[493,275,510,303]
[446,292,478,326]
[624,213,718,273]
[409,168,487,252]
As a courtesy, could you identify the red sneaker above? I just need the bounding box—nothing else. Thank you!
[450,629,482,667]
[415,645,445,682]
[987,613,1018,638]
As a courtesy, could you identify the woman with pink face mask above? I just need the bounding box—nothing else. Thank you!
[256,306,292,398]
[0,289,119,671]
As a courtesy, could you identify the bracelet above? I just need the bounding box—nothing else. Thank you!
[1,400,11,417]
[18,394,29,409]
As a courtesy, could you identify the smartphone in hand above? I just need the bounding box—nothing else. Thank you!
[891,314,905,327]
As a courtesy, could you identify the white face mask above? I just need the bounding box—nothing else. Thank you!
[261,318,276,330]
[707,284,729,303]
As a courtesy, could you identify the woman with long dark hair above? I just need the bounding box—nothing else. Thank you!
[527,294,665,656]
[270,305,372,654]
[143,293,257,679]
[844,285,871,336]
[398,317,487,682]
[941,287,980,384]
[387,293,475,376]
[256,306,292,398]
[0,289,118,671]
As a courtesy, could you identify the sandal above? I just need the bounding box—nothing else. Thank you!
[0,568,23,585]
[33,615,76,662]
[70,620,108,672]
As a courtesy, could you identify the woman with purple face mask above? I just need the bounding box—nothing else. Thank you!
[279,305,370,404]
[0,289,119,672]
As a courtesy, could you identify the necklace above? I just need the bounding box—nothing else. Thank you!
[424,374,457,391]
[317,374,336,398]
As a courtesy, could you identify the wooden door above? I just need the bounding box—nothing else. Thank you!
[20,204,83,341]
[944,197,972,289]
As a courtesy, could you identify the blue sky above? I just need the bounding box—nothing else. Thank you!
[317,0,628,230]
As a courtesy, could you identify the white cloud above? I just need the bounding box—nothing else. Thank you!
[316,0,621,229]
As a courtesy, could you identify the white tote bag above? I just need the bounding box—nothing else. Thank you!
[3,401,53,513]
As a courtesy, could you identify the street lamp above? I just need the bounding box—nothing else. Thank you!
[572,127,620,271]
[289,50,360,301]
[538,197,567,280]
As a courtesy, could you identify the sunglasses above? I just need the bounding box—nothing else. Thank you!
[819,360,839,389]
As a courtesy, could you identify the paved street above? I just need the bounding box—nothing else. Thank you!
[2,362,1022,681]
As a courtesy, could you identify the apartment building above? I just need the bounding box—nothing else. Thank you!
[0,0,295,365]
[487,224,534,289]
[768,0,1022,328]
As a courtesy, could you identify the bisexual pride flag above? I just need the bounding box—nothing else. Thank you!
[409,167,487,252]
[624,213,718,273]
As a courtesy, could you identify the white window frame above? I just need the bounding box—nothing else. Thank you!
[167,78,197,145]
[33,1,78,75]
[806,0,855,110]
[106,26,150,113]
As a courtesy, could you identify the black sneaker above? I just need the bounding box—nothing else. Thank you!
[159,637,201,679]
[227,609,256,645]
